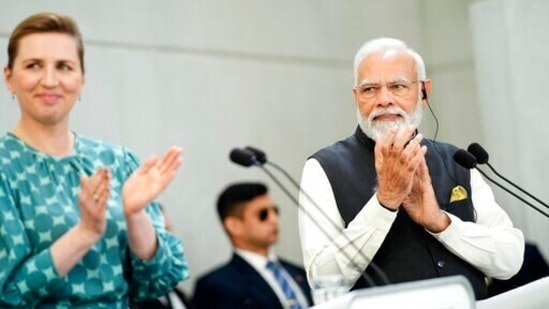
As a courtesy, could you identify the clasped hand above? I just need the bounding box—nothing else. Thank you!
[375,127,448,232]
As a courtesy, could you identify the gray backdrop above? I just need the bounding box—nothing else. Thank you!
[1,0,545,294]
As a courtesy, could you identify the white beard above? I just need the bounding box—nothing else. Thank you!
[357,101,423,141]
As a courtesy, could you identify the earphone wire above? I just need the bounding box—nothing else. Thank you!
[426,97,439,141]
[421,80,439,141]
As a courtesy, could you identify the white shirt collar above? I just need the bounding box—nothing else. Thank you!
[235,248,277,270]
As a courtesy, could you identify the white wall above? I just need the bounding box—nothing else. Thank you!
[1,0,487,293]
[470,0,549,258]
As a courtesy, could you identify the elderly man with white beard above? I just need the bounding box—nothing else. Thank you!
[298,37,524,300]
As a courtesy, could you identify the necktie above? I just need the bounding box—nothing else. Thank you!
[266,261,302,309]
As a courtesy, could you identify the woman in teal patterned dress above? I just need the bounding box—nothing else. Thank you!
[0,12,189,308]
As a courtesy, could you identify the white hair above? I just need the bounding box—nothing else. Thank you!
[353,37,426,86]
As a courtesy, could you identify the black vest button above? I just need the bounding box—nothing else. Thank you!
[436,260,445,268]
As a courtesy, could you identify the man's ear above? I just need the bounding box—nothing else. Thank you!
[224,216,243,237]
[421,79,432,107]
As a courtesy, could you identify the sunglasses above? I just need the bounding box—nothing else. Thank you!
[258,206,279,222]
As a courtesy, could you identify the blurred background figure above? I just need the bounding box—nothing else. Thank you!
[193,182,313,308]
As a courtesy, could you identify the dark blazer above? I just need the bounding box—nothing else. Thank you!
[131,287,195,309]
[193,253,313,309]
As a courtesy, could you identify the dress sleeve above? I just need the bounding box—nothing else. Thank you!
[0,173,64,308]
[121,150,190,301]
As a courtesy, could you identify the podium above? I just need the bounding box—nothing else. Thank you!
[477,276,549,309]
[311,275,476,309]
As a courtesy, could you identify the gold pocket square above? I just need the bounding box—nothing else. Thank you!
[450,185,468,202]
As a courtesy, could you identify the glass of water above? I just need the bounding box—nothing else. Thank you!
[311,274,350,305]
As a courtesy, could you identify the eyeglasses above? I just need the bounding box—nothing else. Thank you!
[355,80,420,100]
[258,206,279,222]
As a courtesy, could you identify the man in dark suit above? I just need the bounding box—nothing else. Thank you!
[193,182,313,308]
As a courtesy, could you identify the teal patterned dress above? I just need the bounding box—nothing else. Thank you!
[0,133,189,308]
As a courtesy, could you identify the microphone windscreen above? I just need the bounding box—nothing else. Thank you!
[244,146,267,164]
[453,149,477,169]
[467,143,489,164]
[229,148,257,167]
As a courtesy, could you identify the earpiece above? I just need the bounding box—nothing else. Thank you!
[421,81,428,100]
[420,80,439,141]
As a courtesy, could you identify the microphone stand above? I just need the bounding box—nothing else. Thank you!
[263,160,390,286]
[475,167,549,218]
[255,163,377,287]
[232,147,390,287]
[484,162,549,209]
[468,142,549,209]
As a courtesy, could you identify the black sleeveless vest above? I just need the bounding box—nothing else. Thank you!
[311,127,488,299]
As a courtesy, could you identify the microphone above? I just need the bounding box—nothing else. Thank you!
[467,142,549,209]
[229,148,261,167]
[230,146,389,287]
[453,149,549,218]
[452,149,477,169]
[466,143,488,164]
[244,146,267,164]
[244,146,302,192]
